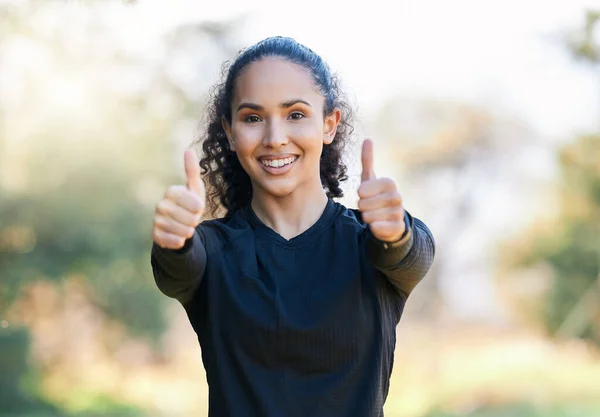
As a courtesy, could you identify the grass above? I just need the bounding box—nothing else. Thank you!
[424,402,600,417]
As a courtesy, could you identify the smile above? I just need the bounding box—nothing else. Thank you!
[260,156,297,168]
[258,155,298,175]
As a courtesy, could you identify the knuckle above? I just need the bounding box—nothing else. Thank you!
[382,177,395,188]
[358,186,369,198]
[167,217,180,232]
[384,192,401,207]
[178,212,192,226]
[167,235,178,246]
[391,210,403,221]
[370,225,383,236]
[153,231,165,246]
[188,194,202,211]
[362,212,372,223]
[192,213,202,226]
[154,215,166,228]
[156,200,170,214]
[164,185,177,199]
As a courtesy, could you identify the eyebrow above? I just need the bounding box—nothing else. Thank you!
[236,99,312,112]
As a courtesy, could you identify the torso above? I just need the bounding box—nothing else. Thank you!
[185,199,405,417]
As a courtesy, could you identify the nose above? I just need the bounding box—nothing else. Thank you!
[262,118,288,149]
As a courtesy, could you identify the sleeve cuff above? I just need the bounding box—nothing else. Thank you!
[366,210,414,268]
[152,229,201,260]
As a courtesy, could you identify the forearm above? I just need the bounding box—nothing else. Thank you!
[366,211,436,299]
[151,230,207,305]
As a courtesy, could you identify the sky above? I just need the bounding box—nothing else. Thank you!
[4,0,596,142]
[124,0,599,141]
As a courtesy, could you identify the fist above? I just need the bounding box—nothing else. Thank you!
[357,139,406,243]
[152,149,205,250]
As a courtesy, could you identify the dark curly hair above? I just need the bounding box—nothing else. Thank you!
[194,36,355,218]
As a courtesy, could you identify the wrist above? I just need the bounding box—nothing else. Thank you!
[371,212,412,248]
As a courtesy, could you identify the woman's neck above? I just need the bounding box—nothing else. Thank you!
[250,185,329,241]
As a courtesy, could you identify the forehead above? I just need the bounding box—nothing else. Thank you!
[233,57,323,104]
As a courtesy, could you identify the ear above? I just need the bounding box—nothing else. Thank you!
[323,108,341,145]
[221,117,236,151]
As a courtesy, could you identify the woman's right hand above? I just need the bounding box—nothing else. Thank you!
[152,149,205,250]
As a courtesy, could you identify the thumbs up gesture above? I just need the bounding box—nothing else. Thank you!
[152,149,206,250]
[358,139,406,243]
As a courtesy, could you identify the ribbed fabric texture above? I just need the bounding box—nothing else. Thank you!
[151,198,435,417]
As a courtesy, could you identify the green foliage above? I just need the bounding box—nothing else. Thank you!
[545,135,600,339]
[503,10,600,344]
[0,0,234,339]
[0,328,60,416]
[0,1,235,414]
[0,171,168,340]
[570,10,600,63]
[0,326,145,417]
[507,134,600,342]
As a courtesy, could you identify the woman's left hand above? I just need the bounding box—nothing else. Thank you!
[357,139,406,243]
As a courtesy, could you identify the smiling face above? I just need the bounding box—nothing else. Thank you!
[222,57,340,201]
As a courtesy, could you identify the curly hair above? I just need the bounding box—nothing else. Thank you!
[194,36,355,218]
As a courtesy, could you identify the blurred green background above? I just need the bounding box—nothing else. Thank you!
[0,1,599,416]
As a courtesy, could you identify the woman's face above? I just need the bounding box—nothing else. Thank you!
[223,57,340,199]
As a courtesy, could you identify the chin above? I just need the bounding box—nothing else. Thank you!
[264,186,296,198]
[256,179,297,198]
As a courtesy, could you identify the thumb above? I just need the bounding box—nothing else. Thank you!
[361,139,376,182]
[184,148,204,199]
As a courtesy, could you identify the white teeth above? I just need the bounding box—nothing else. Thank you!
[262,157,296,168]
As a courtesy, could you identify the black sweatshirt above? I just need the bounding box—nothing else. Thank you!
[151,198,435,417]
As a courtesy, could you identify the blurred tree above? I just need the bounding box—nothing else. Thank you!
[0,0,239,337]
[0,0,241,414]
[0,328,61,416]
[370,93,536,322]
[501,10,600,343]
[569,10,600,64]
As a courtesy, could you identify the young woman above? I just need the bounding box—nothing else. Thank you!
[151,36,435,417]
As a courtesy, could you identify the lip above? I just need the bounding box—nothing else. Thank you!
[258,155,298,176]
[258,153,298,161]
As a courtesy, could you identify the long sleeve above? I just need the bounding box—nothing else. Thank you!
[150,230,207,306]
[366,210,435,299]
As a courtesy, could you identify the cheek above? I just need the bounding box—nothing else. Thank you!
[232,124,264,154]
[291,123,324,151]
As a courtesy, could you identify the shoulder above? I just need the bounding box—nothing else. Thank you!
[197,209,252,251]
[331,200,368,233]
[332,200,425,243]
[412,216,436,247]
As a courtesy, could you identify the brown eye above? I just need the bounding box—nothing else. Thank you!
[289,112,305,120]
[245,115,261,123]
